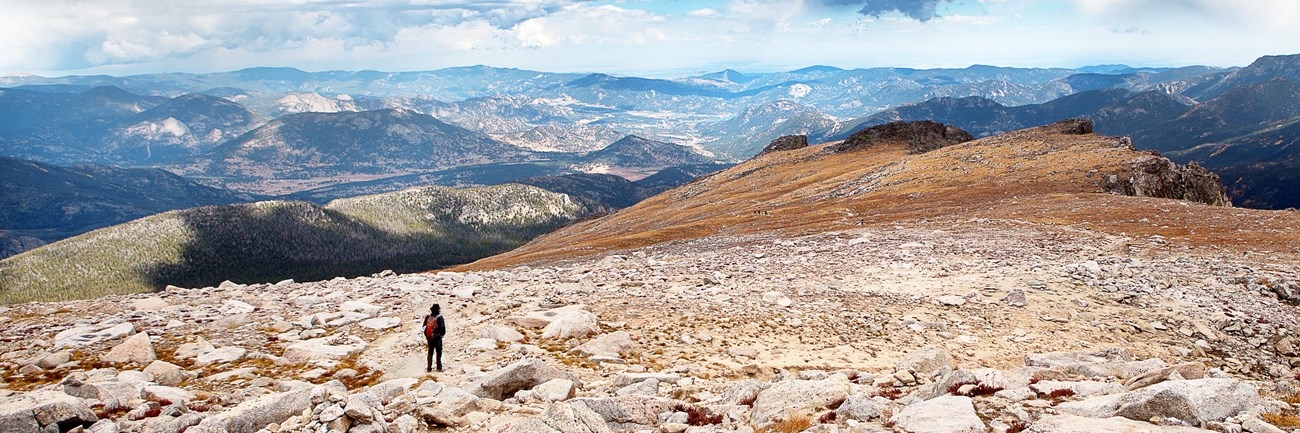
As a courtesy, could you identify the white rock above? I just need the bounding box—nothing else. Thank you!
[359,317,401,330]
[195,346,246,366]
[936,295,966,306]
[325,311,371,327]
[514,305,584,328]
[35,351,71,369]
[344,392,381,423]
[340,301,383,316]
[468,338,498,351]
[291,295,324,306]
[836,394,881,421]
[1056,378,1262,426]
[453,285,479,299]
[467,358,576,400]
[534,379,577,402]
[615,378,659,397]
[1030,415,1215,432]
[890,395,986,433]
[762,291,793,307]
[751,379,850,428]
[102,332,155,365]
[541,309,600,340]
[480,325,525,343]
[116,370,150,383]
[53,322,135,349]
[193,385,315,433]
[898,345,954,379]
[143,385,196,403]
[222,300,255,315]
[574,331,638,358]
[1031,380,1125,398]
[131,297,170,311]
[284,337,366,363]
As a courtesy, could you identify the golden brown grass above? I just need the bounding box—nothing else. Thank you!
[1264,412,1300,428]
[1282,392,1300,406]
[455,125,1300,272]
[764,414,813,433]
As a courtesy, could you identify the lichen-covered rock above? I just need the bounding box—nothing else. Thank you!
[1124,362,1208,390]
[1056,378,1262,426]
[467,358,576,400]
[836,394,882,421]
[574,331,638,358]
[0,391,98,433]
[190,386,316,433]
[1024,348,1163,378]
[568,395,680,427]
[102,332,155,365]
[898,345,954,380]
[283,336,365,362]
[750,378,850,428]
[541,309,600,340]
[1029,415,1215,432]
[890,395,986,433]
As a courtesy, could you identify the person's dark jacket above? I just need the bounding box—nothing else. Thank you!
[425,314,446,338]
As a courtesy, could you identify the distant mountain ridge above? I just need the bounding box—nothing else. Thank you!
[190,108,534,193]
[578,135,715,169]
[0,184,592,303]
[4,53,1300,209]
[0,156,251,258]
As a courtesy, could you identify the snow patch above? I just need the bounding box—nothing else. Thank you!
[276,92,358,114]
[124,117,191,139]
[788,83,812,98]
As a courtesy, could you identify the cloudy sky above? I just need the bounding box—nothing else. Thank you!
[3,0,1299,77]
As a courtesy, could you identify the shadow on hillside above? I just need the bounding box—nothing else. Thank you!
[141,203,570,290]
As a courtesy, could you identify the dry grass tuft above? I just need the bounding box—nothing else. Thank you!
[1264,413,1300,428]
[874,388,903,400]
[767,414,813,433]
[673,404,723,426]
[1282,392,1300,406]
[1047,388,1076,399]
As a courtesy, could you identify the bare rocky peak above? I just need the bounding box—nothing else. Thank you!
[757,134,808,156]
[1102,157,1231,206]
[828,120,975,154]
[1042,118,1095,135]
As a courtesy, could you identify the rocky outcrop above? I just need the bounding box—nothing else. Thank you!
[758,134,808,155]
[750,378,850,428]
[829,121,974,154]
[890,395,986,433]
[1030,415,1217,432]
[1101,155,1231,206]
[1043,118,1095,135]
[0,391,98,433]
[467,358,576,400]
[1057,378,1262,426]
[192,385,322,433]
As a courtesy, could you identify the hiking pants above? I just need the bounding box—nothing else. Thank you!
[426,336,443,371]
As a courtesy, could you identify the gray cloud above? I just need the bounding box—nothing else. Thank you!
[818,0,957,21]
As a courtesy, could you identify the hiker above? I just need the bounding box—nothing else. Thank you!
[422,303,446,372]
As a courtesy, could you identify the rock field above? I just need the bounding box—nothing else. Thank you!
[2,217,1300,433]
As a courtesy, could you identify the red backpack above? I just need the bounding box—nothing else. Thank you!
[424,315,441,338]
